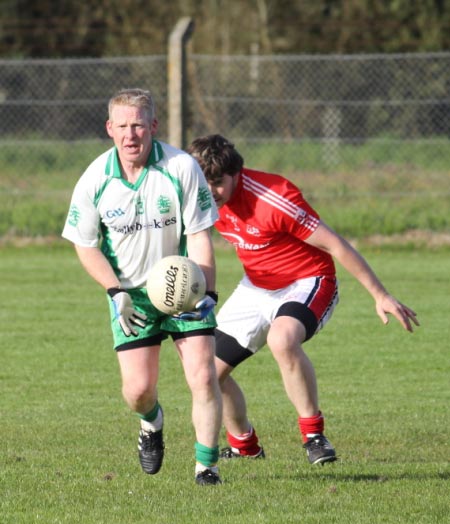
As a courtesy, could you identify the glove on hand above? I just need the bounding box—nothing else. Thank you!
[172,291,218,321]
[107,288,147,337]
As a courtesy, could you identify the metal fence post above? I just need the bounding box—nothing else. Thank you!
[168,17,194,149]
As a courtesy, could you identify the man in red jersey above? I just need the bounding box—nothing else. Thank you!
[187,134,419,465]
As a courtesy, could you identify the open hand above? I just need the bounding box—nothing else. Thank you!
[375,294,419,332]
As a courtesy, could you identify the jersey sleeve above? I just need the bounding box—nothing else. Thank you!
[177,154,218,235]
[61,172,101,247]
[271,177,320,240]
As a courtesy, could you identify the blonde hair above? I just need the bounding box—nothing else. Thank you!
[108,88,156,122]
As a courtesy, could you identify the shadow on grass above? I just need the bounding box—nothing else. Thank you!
[287,469,450,482]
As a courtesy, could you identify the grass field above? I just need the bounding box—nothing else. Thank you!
[1,140,450,239]
[1,243,449,523]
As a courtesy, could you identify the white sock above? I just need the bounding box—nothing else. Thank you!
[195,463,218,475]
[140,408,163,432]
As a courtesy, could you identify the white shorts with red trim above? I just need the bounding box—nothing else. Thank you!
[217,274,339,353]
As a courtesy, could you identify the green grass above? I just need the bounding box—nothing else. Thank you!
[1,244,449,523]
[1,139,450,239]
[239,138,450,174]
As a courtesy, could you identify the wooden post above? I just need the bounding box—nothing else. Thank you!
[168,17,194,149]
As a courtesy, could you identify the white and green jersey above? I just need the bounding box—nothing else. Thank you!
[62,140,218,288]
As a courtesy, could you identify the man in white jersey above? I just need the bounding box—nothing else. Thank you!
[187,134,419,467]
[62,89,223,486]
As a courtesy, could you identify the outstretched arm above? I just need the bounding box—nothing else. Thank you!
[306,221,419,332]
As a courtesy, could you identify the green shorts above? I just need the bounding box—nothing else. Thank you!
[107,288,217,351]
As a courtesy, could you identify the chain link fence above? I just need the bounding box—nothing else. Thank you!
[0,55,167,140]
[1,52,449,238]
[188,52,450,170]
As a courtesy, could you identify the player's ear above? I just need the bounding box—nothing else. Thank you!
[151,118,159,134]
[106,120,114,138]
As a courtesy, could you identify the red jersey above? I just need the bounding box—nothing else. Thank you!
[215,168,336,290]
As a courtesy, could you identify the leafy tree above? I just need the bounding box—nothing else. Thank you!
[0,0,449,57]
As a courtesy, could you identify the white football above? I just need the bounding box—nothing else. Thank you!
[146,255,206,315]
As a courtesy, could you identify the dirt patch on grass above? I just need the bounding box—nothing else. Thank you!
[1,230,450,249]
[212,229,450,250]
[356,230,450,249]
[0,235,64,248]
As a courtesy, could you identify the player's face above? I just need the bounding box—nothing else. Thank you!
[208,173,238,208]
[106,105,158,168]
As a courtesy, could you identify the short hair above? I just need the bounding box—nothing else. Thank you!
[187,134,244,184]
[108,88,156,122]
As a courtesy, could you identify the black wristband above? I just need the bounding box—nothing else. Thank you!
[205,290,219,303]
[107,287,123,298]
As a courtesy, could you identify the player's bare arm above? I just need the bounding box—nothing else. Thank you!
[306,221,419,332]
[74,244,120,290]
[186,229,216,291]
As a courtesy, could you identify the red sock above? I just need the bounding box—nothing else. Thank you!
[298,411,324,443]
[226,427,262,456]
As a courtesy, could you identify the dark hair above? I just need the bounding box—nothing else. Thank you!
[186,134,244,184]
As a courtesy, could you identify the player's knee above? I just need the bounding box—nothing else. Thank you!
[267,318,306,355]
[122,380,155,411]
[185,364,217,393]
